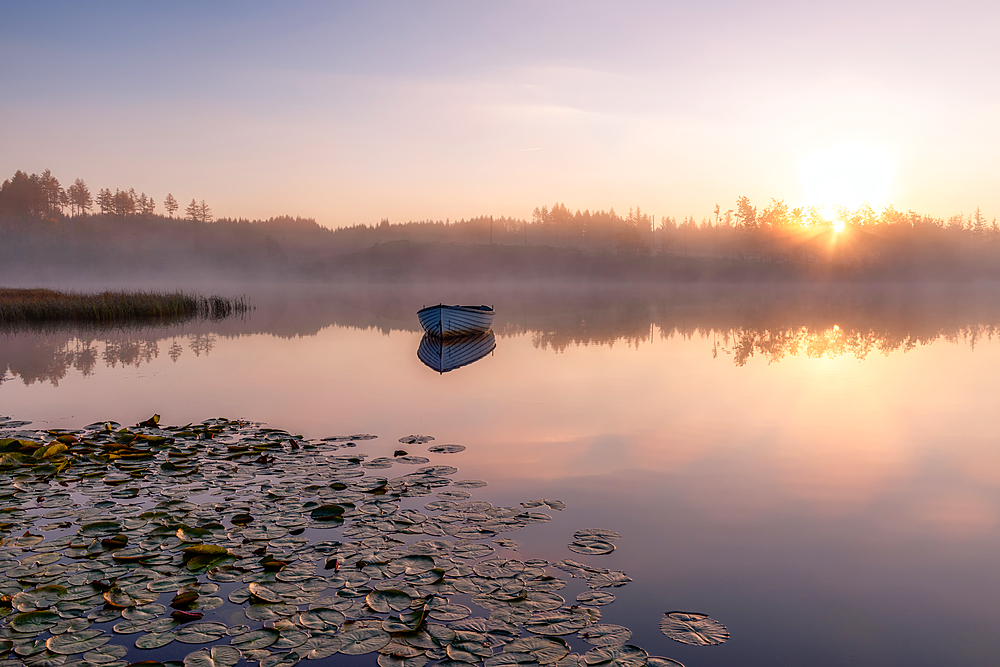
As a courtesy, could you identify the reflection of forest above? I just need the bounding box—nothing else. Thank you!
[3,285,999,384]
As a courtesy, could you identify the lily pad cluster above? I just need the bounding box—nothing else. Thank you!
[0,415,723,667]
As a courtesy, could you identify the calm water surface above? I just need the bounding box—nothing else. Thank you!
[3,285,1000,666]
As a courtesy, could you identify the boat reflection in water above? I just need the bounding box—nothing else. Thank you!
[417,330,496,374]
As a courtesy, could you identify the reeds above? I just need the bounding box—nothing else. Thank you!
[0,288,250,325]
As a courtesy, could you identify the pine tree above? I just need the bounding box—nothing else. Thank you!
[198,200,213,223]
[164,193,178,217]
[185,199,200,221]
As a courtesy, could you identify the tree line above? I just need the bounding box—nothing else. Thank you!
[3,167,999,279]
[0,169,213,223]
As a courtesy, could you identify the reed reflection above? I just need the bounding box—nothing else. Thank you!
[417,331,497,373]
[3,286,1000,386]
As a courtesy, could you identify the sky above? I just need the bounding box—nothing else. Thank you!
[2,0,998,228]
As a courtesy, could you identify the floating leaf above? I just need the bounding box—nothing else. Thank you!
[175,622,227,644]
[83,644,128,664]
[505,637,571,664]
[575,592,615,606]
[573,530,621,542]
[183,645,242,667]
[579,625,631,647]
[46,629,111,655]
[11,610,61,634]
[645,658,684,667]
[428,444,466,454]
[524,610,590,635]
[366,589,412,613]
[135,631,176,649]
[310,505,345,521]
[300,634,343,659]
[230,628,279,650]
[340,627,391,655]
[659,612,728,646]
[568,541,615,556]
[582,645,648,667]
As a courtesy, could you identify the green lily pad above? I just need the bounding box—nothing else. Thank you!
[10,610,61,634]
[46,629,111,655]
[182,645,242,667]
[230,628,279,650]
[659,612,728,646]
[83,644,129,664]
[175,622,227,644]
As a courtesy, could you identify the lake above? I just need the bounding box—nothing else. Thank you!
[2,283,999,667]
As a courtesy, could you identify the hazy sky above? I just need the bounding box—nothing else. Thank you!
[2,1,998,227]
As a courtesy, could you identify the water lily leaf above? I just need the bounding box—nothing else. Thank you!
[575,592,615,606]
[399,436,434,445]
[147,575,199,593]
[525,611,590,635]
[183,645,242,667]
[46,629,111,655]
[230,628,279,650]
[582,645,648,667]
[310,505,345,521]
[427,444,465,454]
[79,522,120,537]
[486,654,539,667]
[340,627,391,655]
[659,612,728,646]
[579,625,631,647]
[366,589,412,613]
[567,541,614,556]
[585,572,631,590]
[83,644,128,664]
[505,637,571,664]
[248,582,285,604]
[10,610,61,634]
[181,544,229,562]
[300,634,343,659]
[260,652,301,667]
[447,640,494,663]
[573,530,620,542]
[103,587,140,608]
[175,622,227,644]
[645,658,684,667]
[427,603,471,622]
[134,631,176,649]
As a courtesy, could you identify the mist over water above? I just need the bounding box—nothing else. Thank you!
[3,283,1000,666]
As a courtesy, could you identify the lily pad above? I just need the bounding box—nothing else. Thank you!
[10,610,61,634]
[428,444,466,454]
[659,612,728,646]
[183,645,242,667]
[579,625,631,646]
[505,636,571,664]
[340,627,391,655]
[230,628,279,650]
[46,629,111,655]
[581,645,648,667]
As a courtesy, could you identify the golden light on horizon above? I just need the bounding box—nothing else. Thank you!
[833,219,846,233]
[800,143,897,212]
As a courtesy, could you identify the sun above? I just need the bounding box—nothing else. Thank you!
[799,142,897,211]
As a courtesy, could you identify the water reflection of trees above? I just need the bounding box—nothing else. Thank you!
[0,328,218,386]
[4,286,1000,385]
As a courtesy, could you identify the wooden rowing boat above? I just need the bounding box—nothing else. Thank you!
[417,330,496,373]
[417,304,495,337]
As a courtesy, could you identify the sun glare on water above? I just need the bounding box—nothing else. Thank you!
[800,143,897,212]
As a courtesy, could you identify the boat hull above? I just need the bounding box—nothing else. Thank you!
[417,304,495,337]
[418,330,496,373]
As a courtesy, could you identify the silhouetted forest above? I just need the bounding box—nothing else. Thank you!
[3,168,1000,281]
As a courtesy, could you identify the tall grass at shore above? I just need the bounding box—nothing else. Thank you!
[0,288,250,325]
